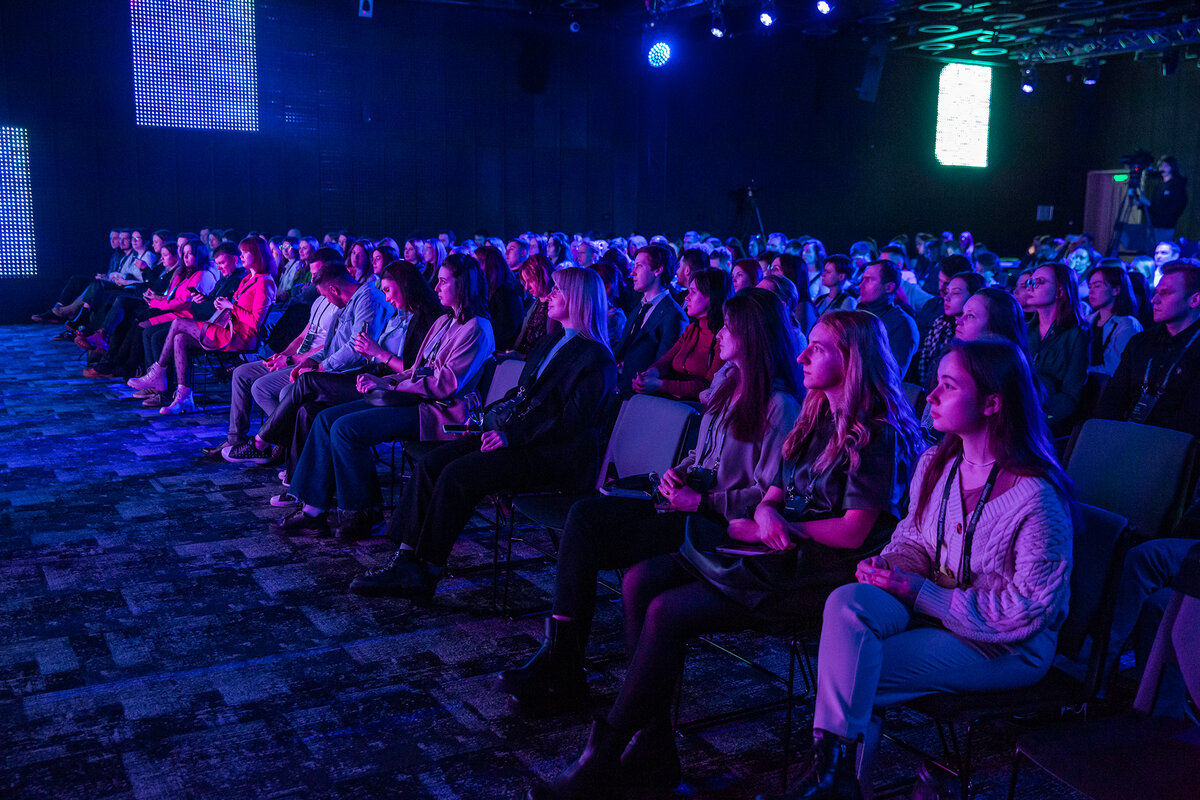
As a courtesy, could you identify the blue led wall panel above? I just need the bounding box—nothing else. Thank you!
[935,63,992,168]
[131,0,259,132]
[0,127,36,278]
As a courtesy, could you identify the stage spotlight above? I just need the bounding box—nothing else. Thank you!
[817,1,832,15]
[647,40,672,67]
[760,0,776,27]
[569,20,581,33]
[1082,62,1099,85]
[1020,65,1037,94]
[710,8,726,38]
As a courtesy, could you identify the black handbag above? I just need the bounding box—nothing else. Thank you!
[679,514,806,611]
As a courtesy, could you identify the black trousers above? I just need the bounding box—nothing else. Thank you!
[389,435,593,568]
[55,274,93,306]
[552,497,695,637]
[607,553,827,733]
[259,370,363,448]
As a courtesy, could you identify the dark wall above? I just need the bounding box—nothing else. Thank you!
[2,1,1195,323]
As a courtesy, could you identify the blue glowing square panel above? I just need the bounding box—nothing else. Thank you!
[0,127,36,278]
[131,0,259,132]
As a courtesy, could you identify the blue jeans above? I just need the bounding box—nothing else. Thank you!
[289,399,420,512]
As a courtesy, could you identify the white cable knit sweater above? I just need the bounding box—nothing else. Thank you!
[882,451,1073,644]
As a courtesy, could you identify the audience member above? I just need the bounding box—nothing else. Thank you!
[858,260,919,377]
[613,245,687,397]
[815,255,858,315]
[633,268,730,401]
[1025,262,1089,436]
[1085,265,1143,377]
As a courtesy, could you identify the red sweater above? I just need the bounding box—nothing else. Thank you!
[650,317,724,400]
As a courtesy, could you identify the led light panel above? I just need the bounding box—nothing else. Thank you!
[935,63,991,168]
[0,127,36,278]
[131,0,258,132]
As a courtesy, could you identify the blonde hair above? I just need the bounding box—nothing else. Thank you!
[554,267,610,351]
[784,310,922,474]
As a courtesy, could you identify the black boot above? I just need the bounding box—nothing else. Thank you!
[495,617,589,715]
[527,717,628,800]
[764,730,862,800]
[619,716,681,792]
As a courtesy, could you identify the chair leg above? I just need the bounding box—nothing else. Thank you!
[781,634,798,792]
[960,722,973,800]
[1007,749,1022,800]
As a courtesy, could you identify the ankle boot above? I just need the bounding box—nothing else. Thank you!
[527,717,628,800]
[128,361,166,392]
[496,617,589,714]
[619,716,681,791]
[160,386,196,416]
[783,731,862,800]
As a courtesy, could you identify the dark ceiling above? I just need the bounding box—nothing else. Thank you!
[404,0,1200,68]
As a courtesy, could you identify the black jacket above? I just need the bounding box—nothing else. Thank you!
[1029,319,1090,436]
[1094,317,1200,438]
[613,294,687,396]
[489,332,617,452]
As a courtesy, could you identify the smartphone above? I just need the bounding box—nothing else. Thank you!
[442,424,474,433]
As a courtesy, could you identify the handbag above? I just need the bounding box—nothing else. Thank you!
[679,514,804,611]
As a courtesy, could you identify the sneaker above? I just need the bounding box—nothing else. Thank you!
[160,387,196,415]
[82,367,114,380]
[270,492,299,508]
[141,393,164,409]
[222,440,275,465]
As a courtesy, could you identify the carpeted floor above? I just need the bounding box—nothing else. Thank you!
[0,323,1088,799]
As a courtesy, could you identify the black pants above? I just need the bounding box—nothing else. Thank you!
[389,435,592,568]
[55,274,93,306]
[607,554,827,732]
[552,497,695,636]
[259,370,363,448]
[100,295,147,339]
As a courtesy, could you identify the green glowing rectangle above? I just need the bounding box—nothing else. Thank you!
[935,63,992,168]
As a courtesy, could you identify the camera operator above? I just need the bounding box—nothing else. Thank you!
[1139,156,1189,243]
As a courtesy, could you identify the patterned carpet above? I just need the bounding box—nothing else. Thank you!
[0,324,1086,800]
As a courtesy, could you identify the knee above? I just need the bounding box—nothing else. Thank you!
[823,583,883,632]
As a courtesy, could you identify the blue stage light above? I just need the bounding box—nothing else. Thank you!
[1020,65,1037,94]
[710,8,727,38]
[647,41,672,67]
[131,0,258,131]
[817,1,832,15]
[0,127,36,278]
[760,0,777,26]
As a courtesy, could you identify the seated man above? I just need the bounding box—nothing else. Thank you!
[203,248,344,460]
[1094,259,1200,437]
[222,253,392,464]
[613,244,686,397]
[857,259,919,376]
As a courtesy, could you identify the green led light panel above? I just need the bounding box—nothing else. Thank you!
[0,127,36,278]
[935,63,992,168]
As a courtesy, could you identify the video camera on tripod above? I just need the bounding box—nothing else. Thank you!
[1120,148,1158,196]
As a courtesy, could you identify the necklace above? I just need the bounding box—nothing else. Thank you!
[962,455,996,467]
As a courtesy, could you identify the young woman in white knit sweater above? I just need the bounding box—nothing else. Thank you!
[793,337,1074,800]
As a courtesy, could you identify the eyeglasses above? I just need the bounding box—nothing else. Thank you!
[1023,277,1050,289]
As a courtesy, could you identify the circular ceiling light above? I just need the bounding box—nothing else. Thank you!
[858,14,896,24]
[1122,10,1166,21]
[918,42,957,51]
[919,24,959,33]
[1058,0,1102,8]
[983,13,1026,23]
[918,2,963,12]
[971,47,1009,55]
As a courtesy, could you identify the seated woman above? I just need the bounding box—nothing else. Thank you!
[955,286,1031,351]
[349,268,617,595]
[768,252,818,334]
[792,338,1072,799]
[510,255,562,357]
[128,237,276,415]
[592,258,629,344]
[251,261,441,517]
[1025,262,1089,436]
[1085,265,1143,377]
[476,245,526,351]
[759,272,809,356]
[914,271,986,387]
[524,309,921,798]
[371,242,400,278]
[633,268,731,401]
[276,253,494,537]
[815,255,858,315]
[731,258,763,293]
[497,288,802,715]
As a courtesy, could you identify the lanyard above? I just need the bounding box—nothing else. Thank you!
[696,410,729,469]
[1141,326,1200,395]
[935,455,1000,587]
